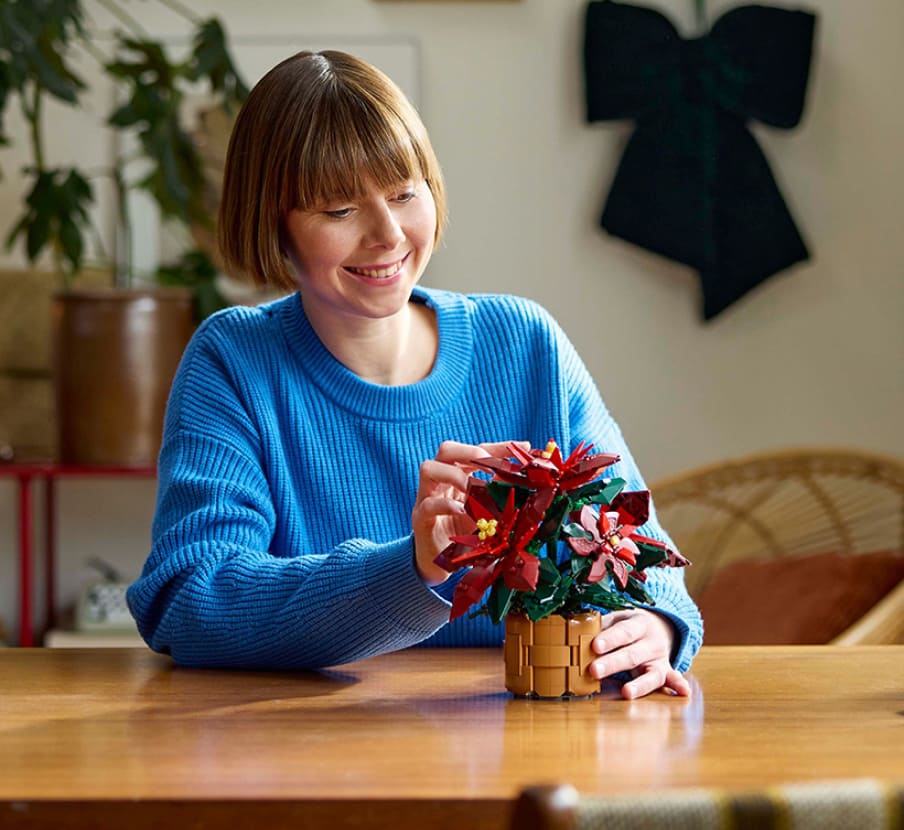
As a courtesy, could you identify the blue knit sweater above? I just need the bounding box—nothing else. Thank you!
[127,287,702,671]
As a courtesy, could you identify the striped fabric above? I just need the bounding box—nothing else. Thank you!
[573,780,903,830]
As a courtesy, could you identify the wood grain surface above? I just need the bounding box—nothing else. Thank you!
[2,646,902,829]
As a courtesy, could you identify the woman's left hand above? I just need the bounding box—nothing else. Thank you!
[589,609,691,700]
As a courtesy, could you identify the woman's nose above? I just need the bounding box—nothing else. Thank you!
[364,205,405,248]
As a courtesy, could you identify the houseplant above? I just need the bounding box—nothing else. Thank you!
[434,440,690,698]
[0,0,246,464]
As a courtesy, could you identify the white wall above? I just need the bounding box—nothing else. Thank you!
[1,0,902,644]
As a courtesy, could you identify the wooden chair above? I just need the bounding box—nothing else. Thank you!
[648,448,904,645]
[511,780,904,830]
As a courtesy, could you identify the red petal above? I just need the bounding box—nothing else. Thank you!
[559,452,620,490]
[513,487,554,542]
[433,541,464,572]
[466,491,497,522]
[578,505,599,537]
[449,534,481,547]
[562,441,589,468]
[598,511,617,535]
[568,537,598,556]
[509,442,535,465]
[526,467,556,489]
[450,565,498,621]
[611,490,650,527]
[587,555,608,583]
[502,552,540,591]
[609,557,630,590]
[615,538,638,565]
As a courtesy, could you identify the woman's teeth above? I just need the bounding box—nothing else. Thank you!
[346,260,404,278]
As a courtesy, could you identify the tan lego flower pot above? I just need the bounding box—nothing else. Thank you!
[503,610,602,699]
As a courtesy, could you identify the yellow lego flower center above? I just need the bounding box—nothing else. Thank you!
[476,518,498,540]
[540,440,558,459]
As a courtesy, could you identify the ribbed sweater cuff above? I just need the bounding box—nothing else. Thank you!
[363,535,453,640]
[644,572,703,674]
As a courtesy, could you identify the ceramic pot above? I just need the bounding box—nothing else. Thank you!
[52,287,194,467]
[503,610,602,699]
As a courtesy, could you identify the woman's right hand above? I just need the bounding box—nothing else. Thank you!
[412,440,527,585]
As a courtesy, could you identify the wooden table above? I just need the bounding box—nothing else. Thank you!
[2,646,903,829]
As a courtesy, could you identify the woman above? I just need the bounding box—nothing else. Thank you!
[127,50,702,699]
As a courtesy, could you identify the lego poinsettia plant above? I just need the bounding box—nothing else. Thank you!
[434,440,690,624]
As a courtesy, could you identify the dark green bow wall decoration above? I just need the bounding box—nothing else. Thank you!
[584,0,817,320]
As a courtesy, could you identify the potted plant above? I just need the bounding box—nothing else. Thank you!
[0,0,247,465]
[434,440,690,698]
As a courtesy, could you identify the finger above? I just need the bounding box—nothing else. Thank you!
[433,440,495,465]
[477,440,531,457]
[592,616,645,656]
[620,665,667,700]
[417,459,470,498]
[598,609,639,631]
[621,666,691,700]
[662,668,692,698]
[589,640,658,680]
[412,495,467,524]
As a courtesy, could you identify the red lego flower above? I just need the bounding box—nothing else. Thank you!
[432,438,691,624]
[567,490,654,588]
[474,440,620,497]
[435,480,553,621]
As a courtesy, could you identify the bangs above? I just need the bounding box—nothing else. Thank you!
[287,89,428,210]
[218,49,446,291]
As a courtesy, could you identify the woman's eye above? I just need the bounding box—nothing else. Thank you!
[324,207,353,219]
[394,190,416,204]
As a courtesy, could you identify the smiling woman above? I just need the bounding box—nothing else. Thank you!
[126,49,702,698]
[217,50,446,293]
[279,179,438,383]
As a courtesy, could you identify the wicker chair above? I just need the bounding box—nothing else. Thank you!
[511,781,904,830]
[649,448,904,645]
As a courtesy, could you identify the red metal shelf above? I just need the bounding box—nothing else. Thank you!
[0,463,156,646]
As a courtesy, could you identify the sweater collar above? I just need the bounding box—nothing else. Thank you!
[276,286,474,421]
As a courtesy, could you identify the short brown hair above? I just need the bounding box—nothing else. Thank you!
[217,50,447,291]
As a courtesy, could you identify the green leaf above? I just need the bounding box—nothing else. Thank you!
[0,1,85,105]
[57,216,83,273]
[108,37,177,88]
[561,522,591,540]
[623,576,655,606]
[187,18,249,105]
[157,249,227,320]
[486,481,515,511]
[537,555,561,584]
[581,582,634,611]
[537,496,569,542]
[5,166,93,272]
[107,101,140,128]
[634,543,668,572]
[521,595,557,622]
[0,59,12,144]
[570,553,591,579]
[135,115,204,222]
[33,33,84,103]
[487,582,514,626]
[25,212,50,260]
[531,575,560,607]
[65,168,92,206]
[571,477,626,508]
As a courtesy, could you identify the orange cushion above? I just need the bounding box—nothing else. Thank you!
[696,550,904,645]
